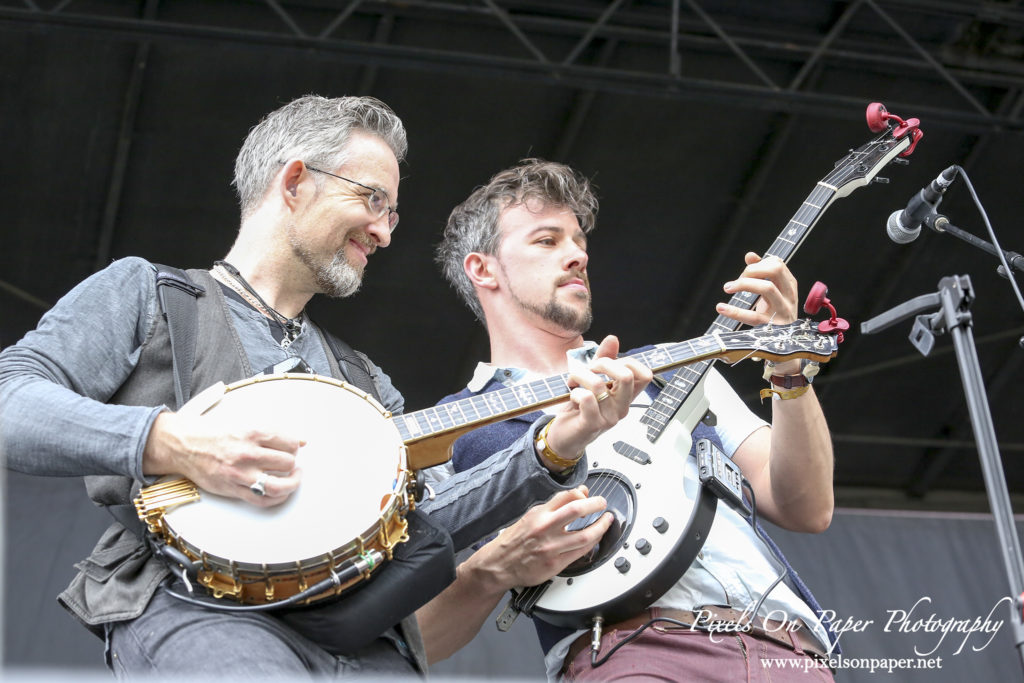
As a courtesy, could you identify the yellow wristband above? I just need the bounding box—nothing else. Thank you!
[759,384,811,402]
[535,420,583,470]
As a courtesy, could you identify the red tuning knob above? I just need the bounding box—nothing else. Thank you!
[804,281,849,343]
[866,102,923,156]
[866,102,890,133]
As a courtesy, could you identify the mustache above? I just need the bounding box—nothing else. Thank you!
[557,270,590,289]
[347,231,377,257]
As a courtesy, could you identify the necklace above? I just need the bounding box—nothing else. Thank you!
[212,261,304,344]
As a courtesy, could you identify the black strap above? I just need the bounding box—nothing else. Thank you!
[101,266,203,538]
[153,265,204,409]
[323,331,383,404]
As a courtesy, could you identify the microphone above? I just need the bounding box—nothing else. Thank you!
[886,166,959,244]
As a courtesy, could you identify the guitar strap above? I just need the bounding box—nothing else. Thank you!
[153,264,205,410]
[97,265,205,539]
[321,332,383,403]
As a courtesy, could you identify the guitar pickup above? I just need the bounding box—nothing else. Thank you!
[613,440,651,465]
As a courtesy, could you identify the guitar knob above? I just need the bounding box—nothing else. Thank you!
[652,517,669,534]
[803,281,829,315]
[614,557,631,574]
[635,538,651,555]
[866,102,889,133]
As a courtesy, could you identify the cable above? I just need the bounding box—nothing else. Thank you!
[586,475,789,669]
[951,165,1024,315]
[740,477,789,621]
[153,541,381,613]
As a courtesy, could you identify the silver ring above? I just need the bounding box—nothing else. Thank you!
[249,471,269,497]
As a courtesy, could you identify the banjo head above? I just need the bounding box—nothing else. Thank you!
[158,373,408,570]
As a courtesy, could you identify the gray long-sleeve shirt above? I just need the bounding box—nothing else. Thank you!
[0,258,584,632]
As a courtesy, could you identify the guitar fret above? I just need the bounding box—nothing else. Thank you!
[514,383,535,407]
[441,403,459,427]
[454,401,472,423]
[392,416,412,441]
[639,411,668,425]
[412,411,431,435]
[468,393,489,419]
[424,407,440,430]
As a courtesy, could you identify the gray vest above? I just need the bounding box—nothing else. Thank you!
[58,268,427,672]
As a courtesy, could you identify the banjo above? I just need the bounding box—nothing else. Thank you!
[135,320,839,607]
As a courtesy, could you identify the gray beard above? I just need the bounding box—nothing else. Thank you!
[289,233,363,299]
[313,251,363,298]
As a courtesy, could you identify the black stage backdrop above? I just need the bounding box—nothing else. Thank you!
[4,469,1024,682]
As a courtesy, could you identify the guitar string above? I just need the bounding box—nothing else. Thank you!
[643,139,868,424]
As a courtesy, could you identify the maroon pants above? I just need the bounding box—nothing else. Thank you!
[564,625,835,682]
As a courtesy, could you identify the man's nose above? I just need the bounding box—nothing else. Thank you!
[366,214,392,249]
[565,243,588,271]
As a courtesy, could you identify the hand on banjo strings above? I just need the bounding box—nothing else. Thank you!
[542,335,652,470]
[143,411,305,507]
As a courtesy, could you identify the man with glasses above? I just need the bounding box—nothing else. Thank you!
[0,97,648,677]
[417,159,838,680]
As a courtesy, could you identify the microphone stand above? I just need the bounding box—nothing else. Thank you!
[926,214,1024,278]
[861,275,1024,674]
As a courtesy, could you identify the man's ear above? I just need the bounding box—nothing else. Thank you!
[279,159,307,208]
[464,252,498,290]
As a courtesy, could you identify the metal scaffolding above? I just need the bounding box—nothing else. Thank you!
[2,0,1022,132]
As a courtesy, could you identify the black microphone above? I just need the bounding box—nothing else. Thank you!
[886,166,959,244]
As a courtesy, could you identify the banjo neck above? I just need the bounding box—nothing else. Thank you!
[396,320,837,470]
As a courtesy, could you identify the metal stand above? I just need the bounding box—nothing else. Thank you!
[861,275,1024,673]
[926,214,1024,278]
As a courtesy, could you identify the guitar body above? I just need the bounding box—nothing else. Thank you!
[527,380,717,629]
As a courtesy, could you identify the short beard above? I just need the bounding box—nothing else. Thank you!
[512,289,592,334]
[313,251,363,298]
[289,230,364,299]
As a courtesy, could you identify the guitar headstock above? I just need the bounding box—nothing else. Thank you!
[716,320,840,365]
[827,103,922,200]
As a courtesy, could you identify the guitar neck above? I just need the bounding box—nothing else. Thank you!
[640,128,912,440]
[393,322,834,448]
[641,182,840,431]
[393,334,728,445]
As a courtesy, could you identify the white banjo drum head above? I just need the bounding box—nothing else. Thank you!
[161,374,406,568]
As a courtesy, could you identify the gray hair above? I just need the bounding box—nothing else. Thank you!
[436,158,598,322]
[233,94,407,217]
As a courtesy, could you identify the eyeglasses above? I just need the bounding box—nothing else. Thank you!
[305,165,399,232]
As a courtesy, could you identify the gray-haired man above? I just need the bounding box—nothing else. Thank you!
[0,99,646,677]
